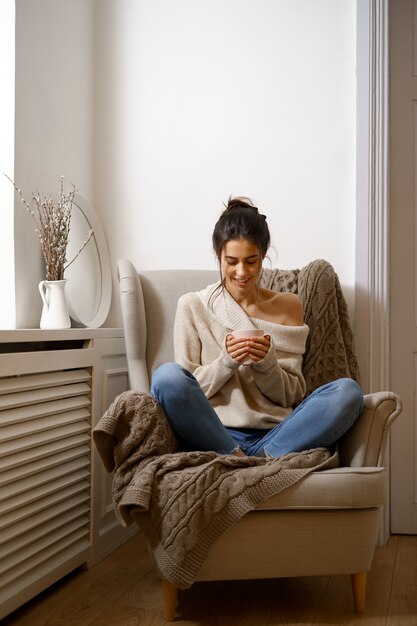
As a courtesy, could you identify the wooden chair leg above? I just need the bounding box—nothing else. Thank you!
[351,571,367,613]
[162,579,178,621]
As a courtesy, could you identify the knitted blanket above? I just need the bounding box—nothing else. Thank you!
[260,259,360,395]
[93,391,335,589]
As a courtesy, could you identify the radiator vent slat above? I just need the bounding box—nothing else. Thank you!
[0,420,90,457]
[1,526,90,588]
[1,395,91,427]
[0,480,90,531]
[0,382,91,412]
[0,405,90,441]
[0,369,91,395]
[1,504,90,558]
[0,445,90,487]
[0,459,90,503]
[2,463,90,517]
[0,432,90,472]
[0,493,90,545]
[0,538,91,604]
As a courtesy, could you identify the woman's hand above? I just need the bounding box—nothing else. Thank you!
[226,334,271,364]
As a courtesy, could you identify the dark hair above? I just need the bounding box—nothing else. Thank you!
[212,196,270,259]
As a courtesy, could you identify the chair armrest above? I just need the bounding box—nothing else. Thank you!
[338,391,402,467]
[117,259,150,392]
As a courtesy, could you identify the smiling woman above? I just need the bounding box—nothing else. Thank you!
[210,198,304,330]
[150,196,364,460]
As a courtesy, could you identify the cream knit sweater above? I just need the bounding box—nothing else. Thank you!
[174,282,309,429]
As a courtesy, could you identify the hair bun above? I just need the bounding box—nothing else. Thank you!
[225,196,258,213]
[213,195,270,257]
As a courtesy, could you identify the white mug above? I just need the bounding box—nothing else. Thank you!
[232,329,265,364]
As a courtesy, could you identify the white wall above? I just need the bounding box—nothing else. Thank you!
[13,0,94,328]
[94,0,357,325]
[11,0,356,328]
[0,0,15,328]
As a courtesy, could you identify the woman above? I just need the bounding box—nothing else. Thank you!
[151,197,363,458]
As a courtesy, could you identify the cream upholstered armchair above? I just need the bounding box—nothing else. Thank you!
[116,258,401,622]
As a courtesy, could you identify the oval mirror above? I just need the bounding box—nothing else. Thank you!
[65,194,112,328]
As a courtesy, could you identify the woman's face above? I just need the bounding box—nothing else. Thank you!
[220,238,262,297]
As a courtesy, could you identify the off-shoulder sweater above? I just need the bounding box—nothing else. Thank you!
[174,283,309,429]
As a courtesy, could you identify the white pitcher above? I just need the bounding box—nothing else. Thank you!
[38,280,71,329]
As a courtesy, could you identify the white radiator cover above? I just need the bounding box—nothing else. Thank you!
[0,363,92,619]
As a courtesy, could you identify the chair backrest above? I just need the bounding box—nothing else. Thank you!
[117,259,217,391]
[117,258,360,395]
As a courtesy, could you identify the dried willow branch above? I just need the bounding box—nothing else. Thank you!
[64,229,94,272]
[5,174,94,281]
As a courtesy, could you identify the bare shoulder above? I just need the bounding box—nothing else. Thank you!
[259,289,304,326]
[279,292,304,325]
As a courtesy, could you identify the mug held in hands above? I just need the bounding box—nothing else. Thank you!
[232,329,265,365]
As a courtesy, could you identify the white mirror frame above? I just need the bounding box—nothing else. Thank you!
[66,194,112,328]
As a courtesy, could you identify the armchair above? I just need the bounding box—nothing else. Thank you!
[116,258,401,621]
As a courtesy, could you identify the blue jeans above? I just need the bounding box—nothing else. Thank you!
[150,363,364,458]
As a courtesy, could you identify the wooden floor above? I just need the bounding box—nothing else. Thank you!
[3,533,417,626]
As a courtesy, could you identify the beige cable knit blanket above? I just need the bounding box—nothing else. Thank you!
[93,391,336,588]
[260,259,360,395]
